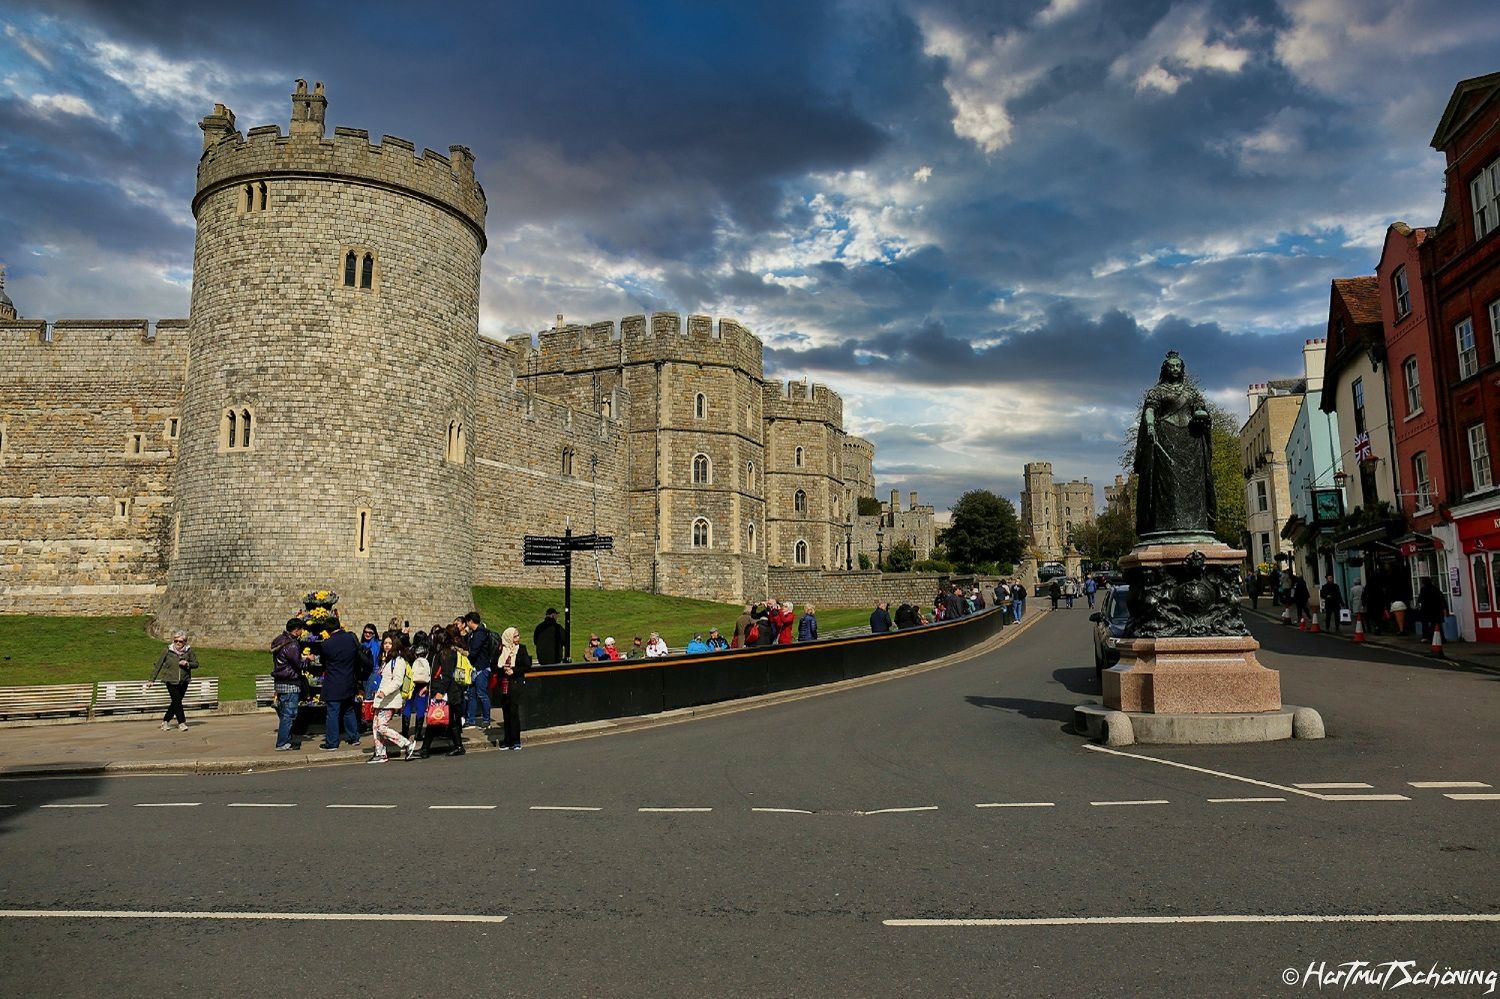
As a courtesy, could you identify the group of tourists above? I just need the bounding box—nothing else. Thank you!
[1247,566,1450,639]
[268,610,527,760]
[1046,575,1106,611]
[870,580,1031,634]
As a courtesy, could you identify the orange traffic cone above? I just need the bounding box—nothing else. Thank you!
[1298,616,1307,631]
[1352,615,1365,643]
[1309,615,1320,633]
[1430,627,1444,658]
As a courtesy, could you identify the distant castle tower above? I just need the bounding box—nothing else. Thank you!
[1020,461,1095,560]
[156,81,489,644]
[0,265,16,321]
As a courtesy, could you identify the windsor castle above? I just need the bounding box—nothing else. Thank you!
[0,81,920,648]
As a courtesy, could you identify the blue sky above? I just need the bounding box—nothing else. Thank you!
[2,0,1498,513]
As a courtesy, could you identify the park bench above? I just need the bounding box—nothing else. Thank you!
[0,684,96,721]
[92,677,220,716]
[254,675,275,707]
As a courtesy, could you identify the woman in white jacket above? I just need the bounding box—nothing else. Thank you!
[371,636,417,762]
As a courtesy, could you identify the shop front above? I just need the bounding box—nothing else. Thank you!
[1455,499,1500,645]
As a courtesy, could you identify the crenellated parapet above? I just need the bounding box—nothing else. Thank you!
[761,377,844,427]
[509,311,765,378]
[194,80,487,246]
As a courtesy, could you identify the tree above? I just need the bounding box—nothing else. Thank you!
[857,552,872,570]
[885,539,915,572]
[856,496,882,516]
[1119,379,1245,547]
[1071,495,1138,564]
[941,489,1023,570]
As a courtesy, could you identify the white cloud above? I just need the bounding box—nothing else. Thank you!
[917,13,1053,153]
[5,24,54,69]
[1033,0,1088,27]
[1109,4,1255,95]
[82,35,281,123]
[25,92,99,119]
[912,165,932,184]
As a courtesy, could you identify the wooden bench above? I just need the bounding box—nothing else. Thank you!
[93,677,220,716]
[0,684,96,721]
[254,675,275,707]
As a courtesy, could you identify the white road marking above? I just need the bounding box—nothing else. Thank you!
[39,804,107,809]
[1294,782,1373,790]
[1207,797,1286,803]
[528,806,601,812]
[751,807,814,814]
[0,909,508,924]
[1084,744,1325,799]
[431,805,498,811]
[1411,781,1491,789]
[1090,800,1168,807]
[1319,794,1411,801]
[326,804,396,809]
[638,807,712,813]
[883,913,1500,928]
[227,803,296,808]
[860,806,939,815]
[133,803,201,808]
[1444,793,1500,801]
[975,802,1055,809]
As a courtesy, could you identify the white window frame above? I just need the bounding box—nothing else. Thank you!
[1392,265,1411,319]
[1469,423,1492,491]
[1254,480,1268,513]
[1457,317,1479,379]
[1472,157,1500,241]
[1490,298,1500,361]
[1412,451,1431,511]
[1402,356,1422,416]
[691,517,711,548]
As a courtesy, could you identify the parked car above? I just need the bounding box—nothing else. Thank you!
[1089,585,1131,688]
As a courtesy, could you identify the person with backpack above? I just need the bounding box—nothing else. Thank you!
[496,627,530,751]
[401,631,432,743]
[271,618,307,751]
[462,611,496,728]
[318,618,362,751]
[370,635,417,762]
[420,624,470,758]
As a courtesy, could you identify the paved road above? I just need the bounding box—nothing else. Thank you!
[2,608,1497,997]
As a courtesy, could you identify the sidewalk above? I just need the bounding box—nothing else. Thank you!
[0,610,1041,778]
[1241,601,1500,674]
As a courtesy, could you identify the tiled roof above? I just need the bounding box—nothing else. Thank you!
[1333,276,1382,325]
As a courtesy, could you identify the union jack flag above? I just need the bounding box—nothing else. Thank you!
[1354,431,1373,463]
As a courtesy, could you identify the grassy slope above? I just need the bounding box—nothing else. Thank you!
[0,591,872,700]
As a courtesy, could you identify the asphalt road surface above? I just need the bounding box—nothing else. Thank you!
[3,608,1497,998]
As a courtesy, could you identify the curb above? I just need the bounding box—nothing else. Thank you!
[0,611,1046,779]
[1241,602,1500,676]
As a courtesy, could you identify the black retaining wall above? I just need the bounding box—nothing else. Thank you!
[521,607,1007,731]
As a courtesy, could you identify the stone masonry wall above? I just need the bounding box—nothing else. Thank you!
[768,567,1011,611]
[0,319,186,615]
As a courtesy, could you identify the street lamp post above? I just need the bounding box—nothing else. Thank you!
[876,528,884,572]
[845,519,853,571]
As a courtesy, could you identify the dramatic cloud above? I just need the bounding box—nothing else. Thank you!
[3,0,1497,512]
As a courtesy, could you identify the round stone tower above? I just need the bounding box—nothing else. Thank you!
[157,80,487,647]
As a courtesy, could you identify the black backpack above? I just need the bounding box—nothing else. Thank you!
[481,626,501,669]
[355,642,375,681]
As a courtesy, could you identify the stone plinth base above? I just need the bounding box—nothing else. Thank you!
[1074,703,1324,745]
[1103,635,1281,713]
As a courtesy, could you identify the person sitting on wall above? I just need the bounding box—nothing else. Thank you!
[645,633,670,657]
[870,601,893,634]
[587,634,608,661]
[893,602,917,629]
[602,636,622,660]
[705,628,729,651]
[686,634,710,655]
[627,636,646,659]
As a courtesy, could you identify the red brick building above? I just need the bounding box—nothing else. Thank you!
[1420,72,1500,644]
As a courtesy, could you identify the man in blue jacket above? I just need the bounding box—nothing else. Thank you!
[462,611,495,727]
[798,605,818,642]
[870,601,893,634]
[318,618,361,751]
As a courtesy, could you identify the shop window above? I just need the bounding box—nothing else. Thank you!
[1473,554,1493,614]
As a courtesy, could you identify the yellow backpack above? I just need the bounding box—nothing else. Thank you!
[453,650,474,686]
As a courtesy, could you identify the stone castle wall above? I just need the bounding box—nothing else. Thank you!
[767,567,1009,610]
[0,320,186,615]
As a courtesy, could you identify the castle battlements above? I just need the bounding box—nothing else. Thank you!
[194,81,487,244]
[507,311,764,376]
[762,378,843,426]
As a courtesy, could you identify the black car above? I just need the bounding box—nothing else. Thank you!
[1089,585,1130,688]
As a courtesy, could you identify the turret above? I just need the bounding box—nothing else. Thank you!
[289,79,327,139]
[198,102,236,150]
[0,264,15,321]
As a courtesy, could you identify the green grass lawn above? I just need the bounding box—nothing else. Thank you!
[0,590,872,700]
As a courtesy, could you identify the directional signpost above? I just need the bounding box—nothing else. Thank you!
[523,527,613,663]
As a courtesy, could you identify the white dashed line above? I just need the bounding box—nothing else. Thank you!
[860,806,939,815]
[227,803,296,808]
[1410,781,1492,789]
[884,913,1500,928]
[975,802,1055,809]
[0,909,508,924]
[529,806,602,812]
[430,805,498,811]
[1319,794,1411,801]
[1207,797,1286,803]
[39,804,107,809]
[638,807,712,813]
[751,807,814,814]
[1444,793,1500,801]
[133,803,202,808]
[1090,799,1168,807]
[327,804,396,810]
[1294,782,1374,790]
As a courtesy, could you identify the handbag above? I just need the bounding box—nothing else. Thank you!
[360,699,375,723]
[425,698,450,727]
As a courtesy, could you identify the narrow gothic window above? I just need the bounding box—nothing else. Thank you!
[747,522,756,552]
[243,183,254,212]
[692,518,711,548]
[240,409,253,448]
[226,410,236,446]
[257,181,267,211]
[795,539,808,565]
[692,453,710,484]
[746,461,755,488]
[562,447,574,477]
[695,393,707,419]
[344,251,357,287]
[361,253,374,289]
[794,446,804,468]
[794,489,806,514]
